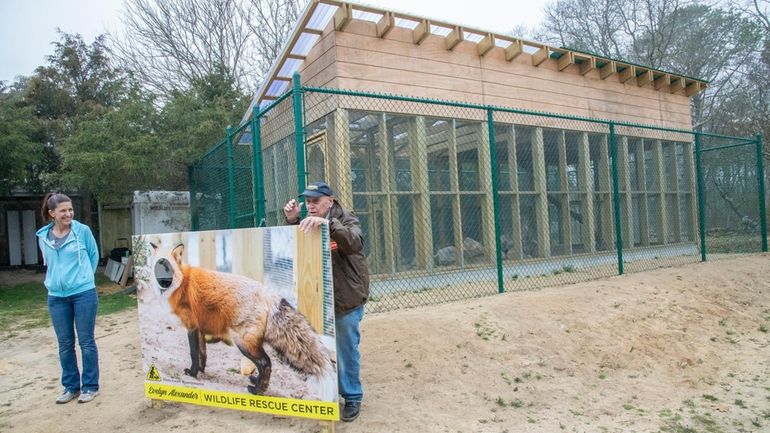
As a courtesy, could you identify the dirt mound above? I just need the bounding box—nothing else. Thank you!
[1,254,768,433]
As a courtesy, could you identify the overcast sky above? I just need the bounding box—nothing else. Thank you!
[0,0,548,84]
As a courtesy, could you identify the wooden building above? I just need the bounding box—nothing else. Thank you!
[248,0,705,276]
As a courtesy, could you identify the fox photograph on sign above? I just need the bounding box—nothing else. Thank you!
[132,226,338,421]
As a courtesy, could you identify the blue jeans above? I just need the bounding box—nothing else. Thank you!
[48,289,99,393]
[335,305,364,403]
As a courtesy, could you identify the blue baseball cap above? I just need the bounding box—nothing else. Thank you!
[300,181,335,198]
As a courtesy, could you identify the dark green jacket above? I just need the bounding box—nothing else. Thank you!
[288,201,369,315]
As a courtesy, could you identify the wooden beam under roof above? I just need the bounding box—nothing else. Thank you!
[599,61,616,79]
[445,26,463,50]
[333,3,352,31]
[670,77,685,94]
[532,46,549,66]
[557,51,574,71]
[685,81,701,97]
[273,76,292,82]
[413,19,430,44]
[504,39,523,61]
[376,12,395,38]
[578,56,596,75]
[286,54,306,60]
[303,28,323,36]
[636,69,653,87]
[478,34,494,56]
[654,74,670,90]
[619,65,636,83]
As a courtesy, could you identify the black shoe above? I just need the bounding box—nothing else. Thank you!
[341,401,361,422]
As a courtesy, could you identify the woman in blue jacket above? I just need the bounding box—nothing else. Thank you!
[37,193,100,404]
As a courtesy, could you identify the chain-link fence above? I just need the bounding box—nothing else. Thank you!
[189,77,768,313]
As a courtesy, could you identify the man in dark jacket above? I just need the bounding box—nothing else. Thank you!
[284,181,369,422]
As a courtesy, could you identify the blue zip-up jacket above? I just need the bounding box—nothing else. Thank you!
[36,219,99,297]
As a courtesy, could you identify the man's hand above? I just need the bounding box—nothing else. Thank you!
[284,199,302,223]
[299,216,326,233]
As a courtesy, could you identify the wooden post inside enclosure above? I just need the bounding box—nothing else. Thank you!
[387,120,403,271]
[668,143,682,243]
[332,109,353,208]
[617,137,635,246]
[635,142,650,246]
[506,125,523,259]
[449,120,465,265]
[295,226,324,334]
[652,140,669,244]
[231,229,264,283]
[532,127,550,258]
[558,131,572,255]
[478,122,497,261]
[598,135,615,249]
[683,141,698,241]
[378,114,396,274]
[578,133,596,253]
[410,116,433,270]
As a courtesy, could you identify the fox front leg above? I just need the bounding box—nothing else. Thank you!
[184,329,206,377]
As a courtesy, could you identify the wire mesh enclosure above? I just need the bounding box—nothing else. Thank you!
[189,80,768,313]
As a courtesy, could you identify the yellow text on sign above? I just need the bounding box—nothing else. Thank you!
[144,382,338,421]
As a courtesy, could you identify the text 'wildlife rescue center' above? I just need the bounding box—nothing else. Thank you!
[145,383,338,421]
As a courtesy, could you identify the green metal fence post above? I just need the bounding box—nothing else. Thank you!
[609,123,624,275]
[226,126,236,229]
[251,111,266,227]
[188,165,199,231]
[487,109,505,294]
[757,134,768,252]
[694,133,707,260]
[293,72,307,217]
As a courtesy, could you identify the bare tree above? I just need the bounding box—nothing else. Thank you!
[114,0,304,96]
[240,0,305,81]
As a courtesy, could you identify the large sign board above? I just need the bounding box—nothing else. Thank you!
[133,226,338,421]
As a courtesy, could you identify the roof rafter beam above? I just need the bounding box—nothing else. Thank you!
[619,65,636,83]
[579,56,596,75]
[376,11,395,38]
[636,69,653,87]
[654,74,670,90]
[445,26,464,50]
[504,40,523,61]
[333,3,352,31]
[273,76,292,82]
[557,51,574,71]
[532,46,549,66]
[303,28,323,36]
[478,34,494,56]
[599,61,616,79]
[670,77,686,94]
[413,19,430,44]
[286,54,306,60]
[685,81,702,97]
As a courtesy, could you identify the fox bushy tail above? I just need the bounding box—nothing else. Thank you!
[264,299,329,376]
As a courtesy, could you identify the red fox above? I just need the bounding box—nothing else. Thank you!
[150,242,330,395]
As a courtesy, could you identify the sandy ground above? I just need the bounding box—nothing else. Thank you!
[1,254,769,433]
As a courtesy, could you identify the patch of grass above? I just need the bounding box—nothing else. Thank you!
[510,399,524,408]
[0,281,136,338]
[702,394,718,402]
[683,399,695,408]
[404,362,413,368]
[495,396,506,407]
[500,372,512,385]
[562,265,575,273]
[733,399,745,408]
[598,371,608,380]
[623,404,635,410]
[760,324,768,333]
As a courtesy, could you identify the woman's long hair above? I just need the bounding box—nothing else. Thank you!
[41,193,72,224]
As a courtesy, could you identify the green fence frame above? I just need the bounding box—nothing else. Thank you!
[189,78,768,311]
